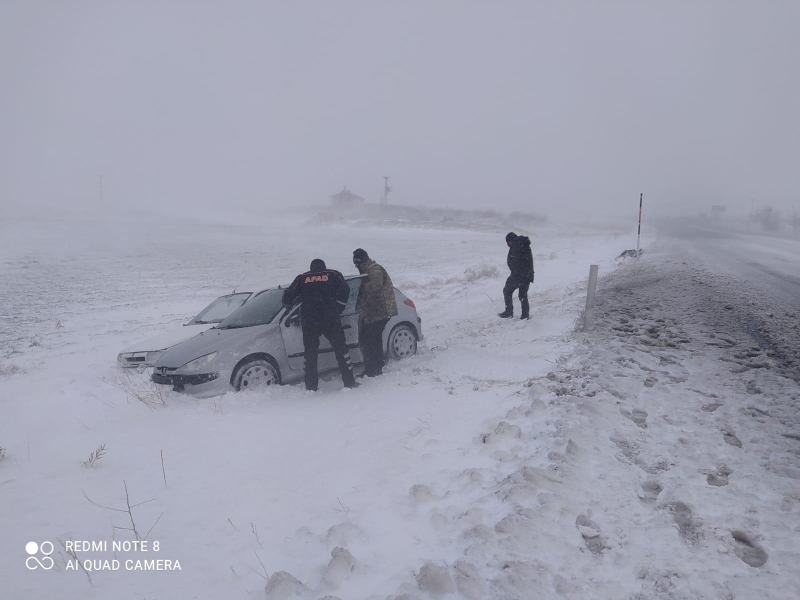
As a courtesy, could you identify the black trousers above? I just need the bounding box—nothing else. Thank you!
[361,319,389,376]
[302,322,355,391]
[503,276,531,317]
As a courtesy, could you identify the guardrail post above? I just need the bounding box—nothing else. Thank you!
[583,264,599,331]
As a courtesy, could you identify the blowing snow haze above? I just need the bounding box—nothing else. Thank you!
[1,1,799,221]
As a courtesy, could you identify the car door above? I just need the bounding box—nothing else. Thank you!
[341,277,364,363]
[280,304,337,374]
[280,306,306,374]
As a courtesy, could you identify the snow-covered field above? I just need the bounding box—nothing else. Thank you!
[2,214,797,599]
[0,213,621,599]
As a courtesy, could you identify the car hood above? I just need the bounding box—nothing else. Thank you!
[120,324,214,354]
[154,324,275,368]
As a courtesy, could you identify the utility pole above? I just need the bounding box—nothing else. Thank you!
[381,175,391,205]
[99,174,104,205]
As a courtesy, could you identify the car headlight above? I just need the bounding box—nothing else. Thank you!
[146,351,164,365]
[178,352,217,372]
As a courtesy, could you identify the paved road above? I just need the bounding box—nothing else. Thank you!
[664,222,800,307]
[654,221,800,381]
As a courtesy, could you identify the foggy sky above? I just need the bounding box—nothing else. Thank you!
[1,1,798,221]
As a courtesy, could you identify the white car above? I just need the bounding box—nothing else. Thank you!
[151,275,423,391]
[117,292,254,368]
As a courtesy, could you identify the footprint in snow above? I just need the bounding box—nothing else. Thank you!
[667,501,703,544]
[620,408,648,428]
[409,483,438,503]
[575,514,606,554]
[706,465,732,487]
[723,430,742,448]
[481,421,522,445]
[731,530,768,567]
[264,571,309,600]
[702,402,722,412]
[637,479,663,503]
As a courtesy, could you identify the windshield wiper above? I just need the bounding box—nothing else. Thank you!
[217,324,250,329]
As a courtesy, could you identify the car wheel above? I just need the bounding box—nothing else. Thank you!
[387,324,417,360]
[232,357,281,391]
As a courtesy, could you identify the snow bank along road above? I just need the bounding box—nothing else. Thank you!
[2,215,796,599]
[559,239,799,599]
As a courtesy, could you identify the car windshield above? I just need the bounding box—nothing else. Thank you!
[189,293,251,324]
[217,289,284,329]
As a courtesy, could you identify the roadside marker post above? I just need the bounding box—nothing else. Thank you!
[636,193,643,257]
[583,264,599,331]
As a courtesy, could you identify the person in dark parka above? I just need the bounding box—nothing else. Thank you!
[282,259,358,391]
[498,232,534,320]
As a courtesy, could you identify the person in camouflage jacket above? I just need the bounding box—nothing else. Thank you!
[353,248,398,377]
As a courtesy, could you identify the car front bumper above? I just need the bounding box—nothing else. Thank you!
[151,371,219,386]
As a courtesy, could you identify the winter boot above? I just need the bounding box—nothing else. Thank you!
[344,381,360,389]
[520,314,530,320]
[497,310,513,319]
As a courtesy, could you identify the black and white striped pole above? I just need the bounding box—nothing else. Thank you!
[636,193,643,257]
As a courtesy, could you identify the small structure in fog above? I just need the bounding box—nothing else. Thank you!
[711,205,726,215]
[330,187,365,208]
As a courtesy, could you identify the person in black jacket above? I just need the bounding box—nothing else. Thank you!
[282,259,358,391]
[498,232,534,320]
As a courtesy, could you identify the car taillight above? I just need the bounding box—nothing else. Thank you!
[404,298,416,309]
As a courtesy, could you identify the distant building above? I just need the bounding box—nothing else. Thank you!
[330,186,365,208]
[711,205,726,215]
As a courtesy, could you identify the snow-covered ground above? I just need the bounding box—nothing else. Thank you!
[0,213,622,599]
[2,214,797,599]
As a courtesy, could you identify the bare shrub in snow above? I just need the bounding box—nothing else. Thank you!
[464,265,500,282]
[0,446,5,462]
[405,265,501,291]
[250,522,263,548]
[59,538,92,584]
[82,443,107,468]
[83,481,163,542]
[109,369,166,409]
[0,363,26,376]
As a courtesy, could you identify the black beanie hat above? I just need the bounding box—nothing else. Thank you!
[310,258,326,271]
[353,248,369,264]
[506,232,518,243]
